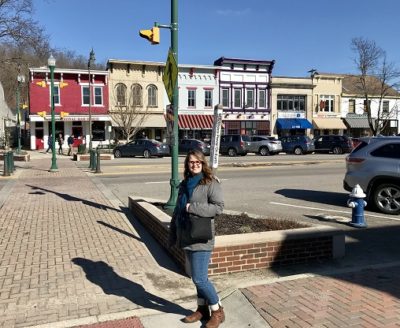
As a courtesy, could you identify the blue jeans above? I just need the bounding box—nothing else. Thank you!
[185,250,219,305]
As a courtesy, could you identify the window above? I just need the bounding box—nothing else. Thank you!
[234,89,242,108]
[246,89,254,108]
[204,90,212,108]
[116,83,127,106]
[277,95,305,111]
[82,86,90,105]
[222,88,230,107]
[92,121,105,141]
[348,99,355,113]
[52,85,60,105]
[147,85,157,107]
[371,143,400,159]
[259,90,266,108]
[94,87,103,105]
[363,99,371,112]
[383,100,389,113]
[320,95,334,112]
[131,84,142,107]
[188,89,196,107]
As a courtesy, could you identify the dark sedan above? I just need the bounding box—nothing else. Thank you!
[178,139,210,155]
[113,139,170,158]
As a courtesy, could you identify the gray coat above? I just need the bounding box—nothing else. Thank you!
[169,178,224,251]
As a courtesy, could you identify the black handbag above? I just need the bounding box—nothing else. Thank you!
[188,214,213,241]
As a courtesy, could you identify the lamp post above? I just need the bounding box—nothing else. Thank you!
[88,49,95,151]
[48,54,58,172]
[16,70,25,154]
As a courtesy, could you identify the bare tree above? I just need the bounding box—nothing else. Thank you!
[109,83,150,142]
[351,37,400,135]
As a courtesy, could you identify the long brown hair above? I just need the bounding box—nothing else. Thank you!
[183,149,213,184]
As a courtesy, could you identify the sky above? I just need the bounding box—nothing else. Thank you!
[32,0,400,77]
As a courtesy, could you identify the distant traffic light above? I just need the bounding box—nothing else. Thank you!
[139,27,160,45]
[36,81,46,88]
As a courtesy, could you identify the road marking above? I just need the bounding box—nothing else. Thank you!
[270,201,400,221]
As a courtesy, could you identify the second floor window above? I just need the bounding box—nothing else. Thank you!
[116,83,127,106]
[246,89,254,108]
[382,100,389,113]
[277,95,305,111]
[204,90,212,108]
[188,89,196,107]
[131,84,142,107]
[320,95,334,112]
[234,89,242,108]
[348,99,355,113]
[94,87,103,105]
[258,89,266,108]
[82,86,90,105]
[222,88,230,107]
[51,85,60,105]
[147,85,157,107]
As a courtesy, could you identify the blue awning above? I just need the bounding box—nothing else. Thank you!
[276,118,313,130]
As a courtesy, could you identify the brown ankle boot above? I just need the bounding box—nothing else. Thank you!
[205,306,225,328]
[182,305,210,323]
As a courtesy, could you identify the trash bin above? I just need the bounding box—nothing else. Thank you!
[78,144,86,154]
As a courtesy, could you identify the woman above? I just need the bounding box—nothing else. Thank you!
[169,149,225,328]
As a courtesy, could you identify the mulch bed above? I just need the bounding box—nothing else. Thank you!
[154,203,309,235]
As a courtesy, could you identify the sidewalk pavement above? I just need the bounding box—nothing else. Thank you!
[0,151,399,327]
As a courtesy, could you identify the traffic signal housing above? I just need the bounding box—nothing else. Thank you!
[38,111,46,118]
[60,111,69,119]
[139,27,160,45]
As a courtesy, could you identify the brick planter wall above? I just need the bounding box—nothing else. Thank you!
[129,196,345,276]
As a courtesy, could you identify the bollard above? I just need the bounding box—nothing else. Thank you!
[3,152,9,176]
[10,151,15,172]
[91,150,97,171]
[95,148,102,173]
[88,149,93,169]
[7,151,14,174]
[347,184,367,228]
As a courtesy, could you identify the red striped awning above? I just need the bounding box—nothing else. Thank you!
[178,114,214,130]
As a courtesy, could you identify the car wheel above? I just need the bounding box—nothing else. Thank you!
[143,150,151,158]
[227,148,237,157]
[294,147,303,155]
[332,146,343,154]
[372,183,400,215]
[114,150,122,158]
[259,147,270,156]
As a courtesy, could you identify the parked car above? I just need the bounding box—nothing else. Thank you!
[247,135,283,156]
[279,135,315,155]
[313,135,353,154]
[343,136,400,215]
[179,139,210,155]
[113,139,170,158]
[219,134,251,156]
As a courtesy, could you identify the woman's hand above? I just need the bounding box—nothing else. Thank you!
[186,203,190,212]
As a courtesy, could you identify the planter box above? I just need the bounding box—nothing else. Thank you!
[0,152,30,162]
[129,196,345,276]
[73,153,114,161]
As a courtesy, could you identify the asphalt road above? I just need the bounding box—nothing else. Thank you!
[79,154,400,272]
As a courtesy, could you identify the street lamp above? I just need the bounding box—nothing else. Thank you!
[308,68,318,113]
[88,48,95,151]
[48,54,58,172]
[16,68,25,153]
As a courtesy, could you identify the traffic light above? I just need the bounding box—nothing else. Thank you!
[60,111,69,119]
[139,27,160,45]
[60,82,68,88]
[38,111,46,118]
[21,104,28,109]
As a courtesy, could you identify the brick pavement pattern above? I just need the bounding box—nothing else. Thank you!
[243,266,400,328]
[0,158,193,328]
[74,316,144,328]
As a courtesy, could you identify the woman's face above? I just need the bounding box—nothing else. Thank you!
[188,155,203,175]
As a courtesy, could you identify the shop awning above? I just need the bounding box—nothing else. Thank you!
[343,115,371,128]
[313,118,347,130]
[111,114,166,128]
[276,118,313,130]
[178,114,214,130]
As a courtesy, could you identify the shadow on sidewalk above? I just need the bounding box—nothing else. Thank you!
[72,258,190,316]
[97,220,142,242]
[276,188,348,207]
[26,184,123,213]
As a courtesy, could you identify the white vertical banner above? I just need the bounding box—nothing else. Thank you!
[209,104,223,170]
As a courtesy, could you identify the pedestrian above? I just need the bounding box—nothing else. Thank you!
[169,149,225,328]
[67,134,74,156]
[58,133,64,155]
[46,134,53,153]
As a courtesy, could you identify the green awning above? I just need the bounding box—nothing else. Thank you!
[344,115,371,129]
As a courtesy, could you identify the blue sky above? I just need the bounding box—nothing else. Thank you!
[33,0,400,77]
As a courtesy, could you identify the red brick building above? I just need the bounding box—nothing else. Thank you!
[29,67,110,150]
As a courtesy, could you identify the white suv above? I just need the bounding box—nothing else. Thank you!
[343,136,400,215]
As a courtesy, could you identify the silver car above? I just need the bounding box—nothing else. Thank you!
[248,136,283,156]
[343,136,400,215]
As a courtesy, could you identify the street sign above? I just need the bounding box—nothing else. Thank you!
[163,49,178,103]
[209,104,223,171]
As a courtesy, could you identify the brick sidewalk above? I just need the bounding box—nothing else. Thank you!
[0,158,193,328]
[243,265,400,327]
